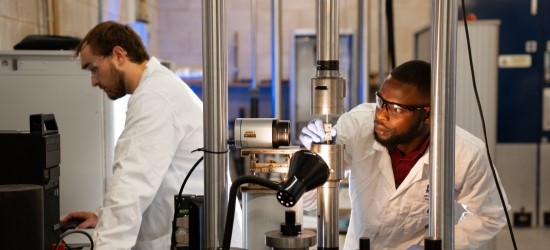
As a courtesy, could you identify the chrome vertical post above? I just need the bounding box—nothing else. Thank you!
[271,0,282,118]
[358,0,371,103]
[428,0,457,249]
[202,0,228,248]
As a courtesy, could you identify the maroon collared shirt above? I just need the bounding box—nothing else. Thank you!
[388,136,430,188]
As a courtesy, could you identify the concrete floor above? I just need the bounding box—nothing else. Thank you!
[495,227,550,250]
[304,212,550,249]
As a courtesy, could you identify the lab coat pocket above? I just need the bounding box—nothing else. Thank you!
[402,201,429,236]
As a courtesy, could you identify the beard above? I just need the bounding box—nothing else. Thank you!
[374,114,425,149]
[105,62,127,100]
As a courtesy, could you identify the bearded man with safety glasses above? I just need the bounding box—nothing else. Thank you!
[300,60,510,250]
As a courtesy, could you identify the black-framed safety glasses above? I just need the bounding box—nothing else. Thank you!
[375,91,429,116]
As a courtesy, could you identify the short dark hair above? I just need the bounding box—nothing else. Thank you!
[74,21,149,63]
[389,60,431,99]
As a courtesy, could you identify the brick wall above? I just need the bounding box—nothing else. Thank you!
[1,0,431,82]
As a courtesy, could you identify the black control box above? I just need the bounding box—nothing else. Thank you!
[0,114,61,250]
[174,194,205,250]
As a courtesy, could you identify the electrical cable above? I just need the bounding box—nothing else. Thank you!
[54,230,94,250]
[170,147,228,250]
[460,1,518,249]
[386,0,396,69]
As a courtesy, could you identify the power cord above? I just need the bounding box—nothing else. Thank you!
[54,230,94,250]
[460,0,518,249]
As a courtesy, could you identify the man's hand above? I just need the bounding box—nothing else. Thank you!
[61,211,98,229]
[299,118,337,150]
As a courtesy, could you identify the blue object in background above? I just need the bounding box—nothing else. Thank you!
[467,0,549,142]
[189,84,290,138]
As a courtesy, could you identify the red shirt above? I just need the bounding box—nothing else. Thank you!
[388,137,430,188]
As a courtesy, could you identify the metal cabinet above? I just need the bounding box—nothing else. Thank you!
[0,50,121,216]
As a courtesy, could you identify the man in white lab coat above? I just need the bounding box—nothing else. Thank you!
[300,60,510,249]
[61,21,241,249]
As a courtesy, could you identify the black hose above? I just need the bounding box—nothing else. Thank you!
[221,176,281,250]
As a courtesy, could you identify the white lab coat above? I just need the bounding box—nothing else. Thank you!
[308,103,510,250]
[93,57,242,249]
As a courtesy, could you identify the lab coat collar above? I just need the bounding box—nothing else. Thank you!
[134,57,161,93]
[373,140,395,189]
[373,140,431,198]
[142,57,161,78]
[394,151,430,196]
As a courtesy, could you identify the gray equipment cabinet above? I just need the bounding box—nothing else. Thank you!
[0,50,118,225]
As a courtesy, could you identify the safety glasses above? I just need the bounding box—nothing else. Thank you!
[375,91,429,117]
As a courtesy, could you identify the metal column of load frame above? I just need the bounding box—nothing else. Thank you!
[358,0,370,103]
[311,0,346,249]
[271,0,282,119]
[202,0,229,248]
[426,0,457,249]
